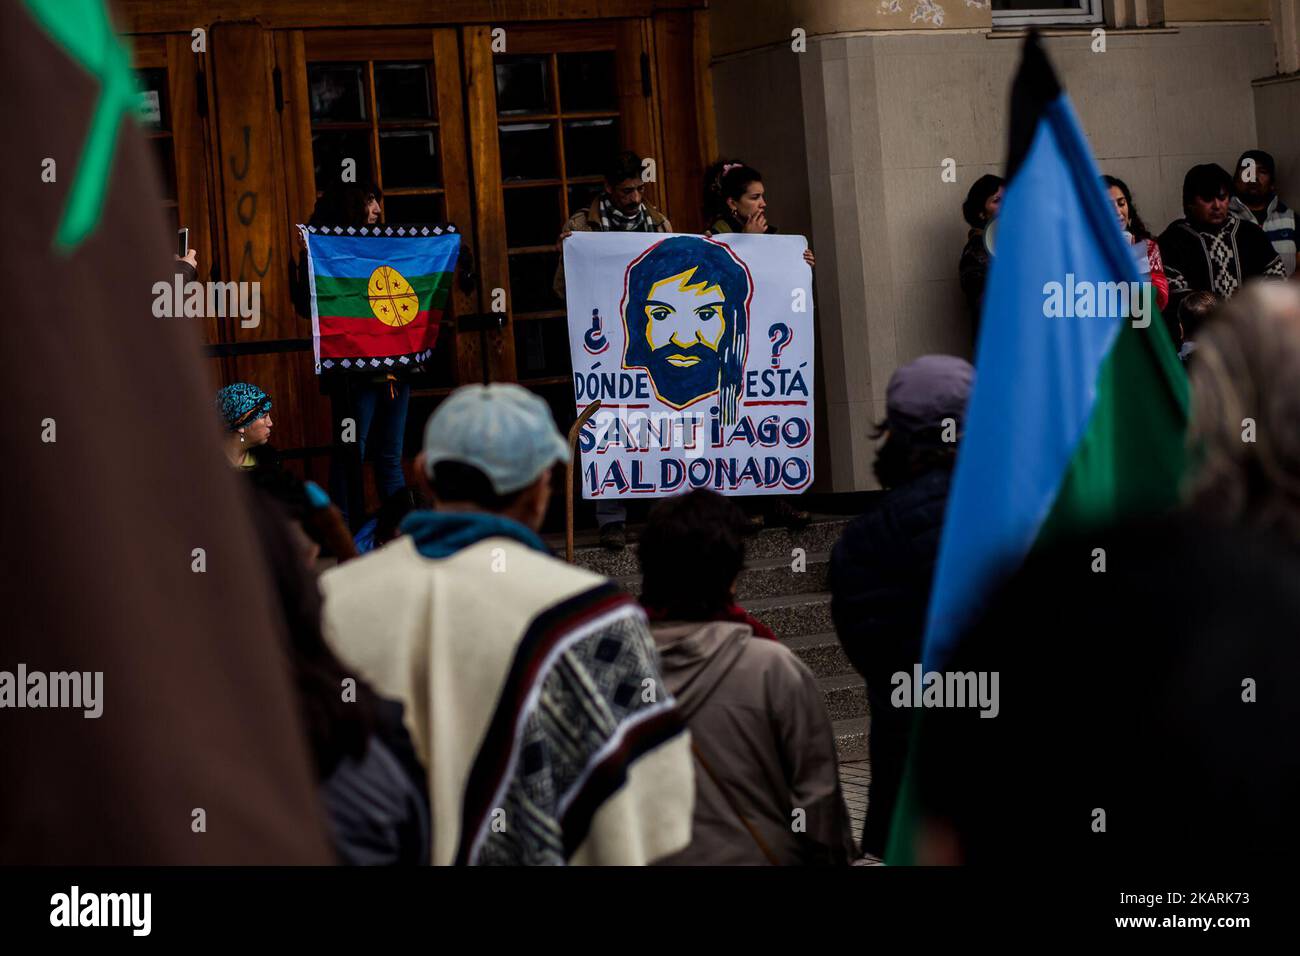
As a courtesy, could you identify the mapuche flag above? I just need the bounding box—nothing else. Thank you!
[885,34,1189,864]
[302,224,460,373]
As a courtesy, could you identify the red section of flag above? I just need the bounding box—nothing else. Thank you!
[317,310,442,360]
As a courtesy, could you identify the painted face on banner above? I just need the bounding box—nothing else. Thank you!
[641,268,727,401]
[622,236,752,418]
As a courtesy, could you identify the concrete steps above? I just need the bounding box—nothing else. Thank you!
[819,672,869,723]
[832,717,868,762]
[782,631,853,679]
[569,515,867,761]
[562,516,851,577]
[744,591,835,639]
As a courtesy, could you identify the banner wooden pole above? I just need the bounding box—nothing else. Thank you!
[566,400,602,563]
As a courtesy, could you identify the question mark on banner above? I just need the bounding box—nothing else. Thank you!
[768,322,793,368]
[583,307,609,354]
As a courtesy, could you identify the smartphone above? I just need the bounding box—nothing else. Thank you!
[177,226,189,258]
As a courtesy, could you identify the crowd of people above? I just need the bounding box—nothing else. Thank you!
[203,143,1299,866]
[962,150,1294,355]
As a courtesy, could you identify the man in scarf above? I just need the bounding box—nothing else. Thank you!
[555,150,672,292]
[555,150,673,550]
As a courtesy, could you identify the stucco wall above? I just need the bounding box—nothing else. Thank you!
[711,21,1278,489]
[711,0,1269,59]
[1254,73,1300,193]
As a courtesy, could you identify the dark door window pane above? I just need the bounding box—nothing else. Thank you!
[136,68,169,130]
[508,252,562,314]
[494,56,552,115]
[309,63,367,122]
[408,325,458,390]
[382,194,446,226]
[499,122,557,181]
[379,129,441,188]
[375,62,434,120]
[150,138,177,201]
[563,119,619,178]
[567,181,604,218]
[534,380,577,433]
[558,52,617,112]
[513,317,572,379]
[505,187,562,248]
[312,130,373,191]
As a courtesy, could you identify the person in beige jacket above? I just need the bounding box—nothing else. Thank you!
[553,149,671,300]
[639,489,857,865]
[555,150,671,550]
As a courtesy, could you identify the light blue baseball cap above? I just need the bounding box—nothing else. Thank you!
[422,384,569,494]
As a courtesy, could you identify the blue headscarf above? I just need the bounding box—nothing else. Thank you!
[216,383,272,432]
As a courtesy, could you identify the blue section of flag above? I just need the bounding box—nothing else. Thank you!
[921,94,1142,671]
[305,232,461,278]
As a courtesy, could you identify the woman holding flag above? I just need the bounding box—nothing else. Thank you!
[293,182,413,532]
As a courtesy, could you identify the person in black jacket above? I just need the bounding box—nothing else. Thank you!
[828,354,973,859]
[1159,164,1286,320]
[958,175,1003,340]
[247,480,429,864]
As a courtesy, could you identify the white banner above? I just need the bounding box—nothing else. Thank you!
[563,231,815,500]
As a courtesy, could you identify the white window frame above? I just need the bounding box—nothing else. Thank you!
[992,0,1104,27]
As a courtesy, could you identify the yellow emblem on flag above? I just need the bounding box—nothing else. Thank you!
[367,265,420,327]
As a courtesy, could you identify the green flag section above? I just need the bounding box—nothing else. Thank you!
[1036,310,1188,545]
[312,270,454,320]
[885,35,1188,865]
[23,0,139,251]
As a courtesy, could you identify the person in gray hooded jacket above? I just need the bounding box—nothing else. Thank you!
[639,489,856,865]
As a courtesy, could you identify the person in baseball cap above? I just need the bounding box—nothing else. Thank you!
[319,382,695,865]
[828,354,973,860]
[421,382,568,493]
[410,383,569,541]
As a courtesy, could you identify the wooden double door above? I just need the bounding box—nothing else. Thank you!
[129,11,710,486]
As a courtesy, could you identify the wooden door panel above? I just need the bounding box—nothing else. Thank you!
[470,19,661,395]
[463,24,516,383]
[208,22,290,336]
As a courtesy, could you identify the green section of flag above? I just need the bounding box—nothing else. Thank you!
[885,315,1187,867]
[884,731,923,865]
[24,0,139,252]
[1036,309,1188,545]
[313,270,454,319]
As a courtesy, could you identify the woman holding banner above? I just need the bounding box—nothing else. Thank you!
[702,160,814,530]
[703,160,816,270]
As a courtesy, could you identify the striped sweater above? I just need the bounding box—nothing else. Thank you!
[320,529,694,865]
[1230,194,1297,277]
